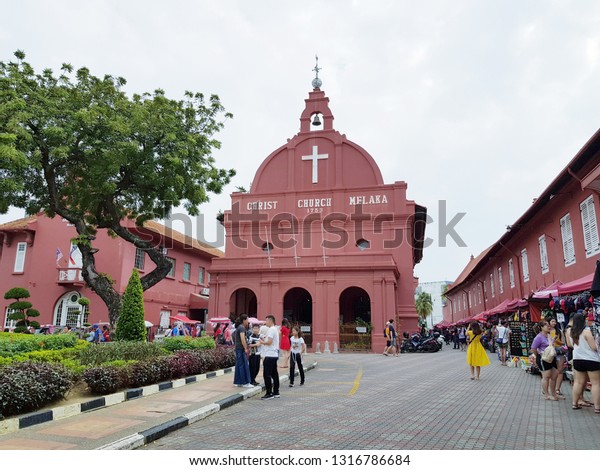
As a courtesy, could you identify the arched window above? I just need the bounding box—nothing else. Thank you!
[54,291,89,327]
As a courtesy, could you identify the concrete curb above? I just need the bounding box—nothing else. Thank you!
[97,361,318,450]
[0,366,234,436]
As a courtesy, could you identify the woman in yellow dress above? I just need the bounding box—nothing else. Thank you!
[466,321,490,380]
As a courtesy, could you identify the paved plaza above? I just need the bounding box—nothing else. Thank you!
[144,347,600,450]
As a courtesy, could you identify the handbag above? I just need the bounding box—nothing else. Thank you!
[541,339,556,363]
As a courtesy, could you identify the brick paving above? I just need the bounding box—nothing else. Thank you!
[143,347,600,450]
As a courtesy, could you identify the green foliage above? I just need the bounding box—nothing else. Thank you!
[4,287,30,300]
[115,270,146,341]
[78,340,167,366]
[77,297,90,306]
[415,291,434,321]
[161,336,215,352]
[4,286,39,332]
[0,332,79,356]
[0,49,235,227]
[0,361,74,418]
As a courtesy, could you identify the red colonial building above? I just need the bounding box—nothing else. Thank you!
[0,214,221,330]
[210,76,427,352]
[444,128,600,322]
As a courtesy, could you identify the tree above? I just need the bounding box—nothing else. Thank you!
[115,270,146,341]
[415,291,434,326]
[0,51,235,325]
[4,287,40,333]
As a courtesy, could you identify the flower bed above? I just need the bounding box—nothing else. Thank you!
[0,332,234,418]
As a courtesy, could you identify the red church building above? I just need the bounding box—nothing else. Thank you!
[0,214,220,330]
[210,73,427,352]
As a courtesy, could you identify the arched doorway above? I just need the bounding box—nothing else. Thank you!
[229,288,257,319]
[53,291,89,327]
[339,287,371,350]
[283,287,312,347]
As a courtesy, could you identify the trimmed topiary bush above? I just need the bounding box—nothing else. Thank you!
[0,361,74,418]
[0,332,80,357]
[78,340,167,366]
[115,269,146,342]
[161,336,215,352]
[83,365,128,395]
[3,287,40,333]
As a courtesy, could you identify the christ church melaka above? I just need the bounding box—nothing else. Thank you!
[210,70,427,353]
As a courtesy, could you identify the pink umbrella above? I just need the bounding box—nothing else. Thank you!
[247,317,265,325]
[208,317,231,324]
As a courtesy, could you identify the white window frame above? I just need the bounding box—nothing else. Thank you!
[521,249,529,282]
[4,308,17,329]
[490,273,495,298]
[13,242,27,273]
[166,257,176,278]
[468,291,472,308]
[198,267,205,285]
[538,234,549,274]
[580,195,600,258]
[477,286,482,305]
[508,258,515,288]
[134,248,145,270]
[498,267,504,294]
[560,213,576,266]
[183,262,191,282]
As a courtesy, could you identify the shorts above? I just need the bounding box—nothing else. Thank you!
[497,342,508,349]
[459,338,466,344]
[572,359,600,372]
[536,354,557,371]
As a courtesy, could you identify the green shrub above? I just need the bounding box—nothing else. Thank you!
[115,269,146,341]
[83,366,128,395]
[0,361,74,418]
[78,341,167,366]
[161,336,215,352]
[0,332,79,356]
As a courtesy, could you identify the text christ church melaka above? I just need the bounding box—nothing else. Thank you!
[210,69,427,353]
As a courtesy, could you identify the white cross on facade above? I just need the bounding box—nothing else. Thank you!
[301,145,329,184]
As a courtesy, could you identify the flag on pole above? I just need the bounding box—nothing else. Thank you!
[55,248,63,265]
[69,245,77,266]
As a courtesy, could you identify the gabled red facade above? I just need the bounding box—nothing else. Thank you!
[444,129,600,322]
[210,85,426,352]
[0,214,220,329]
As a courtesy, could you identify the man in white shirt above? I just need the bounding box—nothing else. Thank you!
[259,315,280,400]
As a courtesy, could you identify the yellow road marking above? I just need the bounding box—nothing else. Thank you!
[348,368,363,396]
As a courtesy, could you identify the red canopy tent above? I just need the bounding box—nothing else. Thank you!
[531,280,563,300]
[557,273,594,295]
[169,314,197,324]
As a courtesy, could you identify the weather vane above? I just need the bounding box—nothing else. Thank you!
[312,55,322,89]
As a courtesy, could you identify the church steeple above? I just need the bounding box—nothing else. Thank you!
[300,56,334,133]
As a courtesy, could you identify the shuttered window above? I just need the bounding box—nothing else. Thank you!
[508,258,515,288]
[498,267,504,294]
[539,235,549,274]
[521,249,529,282]
[13,242,27,273]
[490,273,495,297]
[560,213,576,266]
[580,195,600,258]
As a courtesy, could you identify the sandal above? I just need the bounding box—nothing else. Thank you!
[595,408,600,414]
[572,404,582,410]
[579,401,593,407]
[470,377,475,380]
[556,390,564,397]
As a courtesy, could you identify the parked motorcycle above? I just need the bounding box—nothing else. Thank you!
[400,332,441,353]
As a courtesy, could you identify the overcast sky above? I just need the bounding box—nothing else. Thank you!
[2,0,600,284]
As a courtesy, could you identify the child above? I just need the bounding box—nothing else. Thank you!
[248,324,262,386]
[289,326,306,387]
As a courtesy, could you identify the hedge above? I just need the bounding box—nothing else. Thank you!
[0,332,80,357]
[161,336,215,352]
[78,341,168,366]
